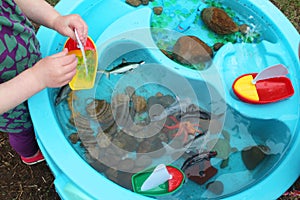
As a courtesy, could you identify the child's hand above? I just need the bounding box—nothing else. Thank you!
[53,14,88,45]
[32,48,77,88]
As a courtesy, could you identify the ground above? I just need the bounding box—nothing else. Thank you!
[0,0,299,199]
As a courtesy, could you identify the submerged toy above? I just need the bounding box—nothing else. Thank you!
[64,33,98,90]
[132,164,185,196]
[98,58,145,79]
[232,64,294,104]
[55,84,71,106]
[175,3,206,32]
[181,151,217,185]
[163,115,204,144]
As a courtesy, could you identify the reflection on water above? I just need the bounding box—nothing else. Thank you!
[53,0,295,196]
[55,67,290,199]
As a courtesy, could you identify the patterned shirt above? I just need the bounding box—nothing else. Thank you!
[0,0,42,133]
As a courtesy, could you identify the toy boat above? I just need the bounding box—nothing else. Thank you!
[64,36,98,90]
[232,71,294,104]
[131,164,185,196]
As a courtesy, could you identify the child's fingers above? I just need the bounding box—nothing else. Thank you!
[50,48,69,58]
[71,16,88,44]
[60,56,78,74]
[55,53,77,68]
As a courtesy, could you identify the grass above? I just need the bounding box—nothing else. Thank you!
[270,0,300,32]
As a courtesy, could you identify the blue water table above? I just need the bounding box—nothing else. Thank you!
[29,0,300,199]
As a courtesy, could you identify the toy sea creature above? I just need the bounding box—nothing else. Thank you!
[163,115,204,144]
[206,131,237,168]
[64,34,98,90]
[175,3,201,33]
[175,3,206,32]
[232,64,294,104]
[98,58,145,79]
[181,151,217,185]
[132,164,185,196]
[55,84,72,106]
[176,109,211,121]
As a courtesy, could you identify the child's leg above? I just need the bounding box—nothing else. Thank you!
[0,102,39,158]
[8,127,39,157]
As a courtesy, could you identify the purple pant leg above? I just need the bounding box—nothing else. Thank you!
[8,127,39,157]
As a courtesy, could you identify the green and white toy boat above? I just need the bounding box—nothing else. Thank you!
[132,164,185,196]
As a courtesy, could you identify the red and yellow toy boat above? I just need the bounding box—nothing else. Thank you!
[232,71,294,104]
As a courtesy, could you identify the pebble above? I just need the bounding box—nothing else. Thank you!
[206,180,224,195]
[201,7,239,35]
[173,35,213,65]
[153,6,163,15]
[242,145,270,170]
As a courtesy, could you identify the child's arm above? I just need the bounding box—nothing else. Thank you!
[14,0,88,45]
[0,49,77,114]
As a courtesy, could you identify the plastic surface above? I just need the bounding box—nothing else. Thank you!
[233,73,294,104]
[64,36,98,90]
[132,165,185,196]
[252,64,289,84]
[28,0,300,199]
[140,164,172,192]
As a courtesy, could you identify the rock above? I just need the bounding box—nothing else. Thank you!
[116,172,133,190]
[86,99,114,126]
[118,158,135,171]
[112,131,137,152]
[220,158,229,169]
[96,130,111,148]
[206,181,224,195]
[101,153,121,167]
[105,168,119,182]
[208,119,222,134]
[125,0,142,7]
[141,0,149,5]
[89,159,108,173]
[201,7,239,35]
[213,42,224,51]
[242,145,270,170]
[160,95,176,107]
[155,92,163,97]
[136,140,152,154]
[135,155,152,167]
[69,114,91,130]
[173,35,213,65]
[68,133,80,144]
[147,93,176,108]
[132,95,147,113]
[153,6,163,15]
[125,86,135,97]
[239,24,250,35]
[112,103,131,128]
[160,49,173,59]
